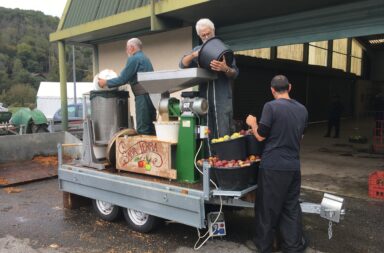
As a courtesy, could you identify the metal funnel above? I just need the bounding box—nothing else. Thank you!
[137,68,217,94]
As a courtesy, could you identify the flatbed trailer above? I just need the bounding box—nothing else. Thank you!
[58,161,255,230]
[58,145,345,239]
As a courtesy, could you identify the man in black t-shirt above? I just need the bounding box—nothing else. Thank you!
[246,75,308,253]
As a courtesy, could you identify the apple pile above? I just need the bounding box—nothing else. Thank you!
[211,130,247,144]
[197,155,260,168]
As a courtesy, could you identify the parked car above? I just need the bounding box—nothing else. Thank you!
[50,104,88,139]
[53,103,84,123]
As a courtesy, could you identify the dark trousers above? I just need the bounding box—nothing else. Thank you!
[325,118,340,137]
[254,169,306,253]
[135,94,156,135]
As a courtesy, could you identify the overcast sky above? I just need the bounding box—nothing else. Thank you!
[0,0,67,17]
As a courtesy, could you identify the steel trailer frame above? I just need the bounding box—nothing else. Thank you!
[58,145,344,231]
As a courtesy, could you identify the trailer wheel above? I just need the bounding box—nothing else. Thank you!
[123,208,160,233]
[92,199,121,221]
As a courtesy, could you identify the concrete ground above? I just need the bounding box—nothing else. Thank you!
[1,116,383,253]
[301,116,383,199]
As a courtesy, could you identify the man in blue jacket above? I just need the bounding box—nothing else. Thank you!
[98,38,156,135]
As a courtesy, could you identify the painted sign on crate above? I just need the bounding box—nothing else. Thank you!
[116,135,176,179]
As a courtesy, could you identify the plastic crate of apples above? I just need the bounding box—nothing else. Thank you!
[210,130,249,161]
[197,155,260,190]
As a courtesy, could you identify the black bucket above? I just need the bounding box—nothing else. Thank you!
[198,37,234,71]
[212,165,254,191]
[211,136,247,161]
[246,134,264,156]
[248,161,259,185]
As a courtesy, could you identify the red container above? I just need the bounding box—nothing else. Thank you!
[369,187,384,200]
[368,171,384,200]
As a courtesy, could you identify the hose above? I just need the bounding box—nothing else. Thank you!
[193,128,223,250]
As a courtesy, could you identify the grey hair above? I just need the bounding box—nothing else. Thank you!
[127,38,142,50]
[195,18,215,35]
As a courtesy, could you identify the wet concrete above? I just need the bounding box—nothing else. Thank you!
[1,117,383,252]
[1,178,384,253]
[301,117,384,200]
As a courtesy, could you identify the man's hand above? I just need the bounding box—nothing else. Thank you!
[181,50,199,68]
[191,50,199,59]
[246,115,265,142]
[246,115,257,129]
[98,78,107,88]
[210,56,228,72]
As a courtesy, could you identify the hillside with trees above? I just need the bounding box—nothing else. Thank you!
[0,7,93,107]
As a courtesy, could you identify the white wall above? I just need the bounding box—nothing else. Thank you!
[98,27,193,127]
[36,82,93,119]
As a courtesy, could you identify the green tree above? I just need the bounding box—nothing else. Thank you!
[11,58,30,84]
[0,7,93,104]
[2,83,36,107]
[16,42,33,66]
[0,53,11,91]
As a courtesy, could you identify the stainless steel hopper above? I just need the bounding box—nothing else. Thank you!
[137,68,217,94]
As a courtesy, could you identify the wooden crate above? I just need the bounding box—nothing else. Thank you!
[116,135,177,179]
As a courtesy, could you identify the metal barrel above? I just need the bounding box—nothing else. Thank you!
[90,90,129,144]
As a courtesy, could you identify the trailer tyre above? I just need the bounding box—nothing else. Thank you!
[123,208,160,233]
[92,199,121,221]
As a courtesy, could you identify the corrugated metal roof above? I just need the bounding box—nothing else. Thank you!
[96,0,120,19]
[63,0,150,29]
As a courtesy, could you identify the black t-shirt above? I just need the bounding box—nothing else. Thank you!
[258,98,308,171]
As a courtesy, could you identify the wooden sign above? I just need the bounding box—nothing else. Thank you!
[116,135,177,179]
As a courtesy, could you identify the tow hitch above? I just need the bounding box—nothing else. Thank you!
[301,193,345,239]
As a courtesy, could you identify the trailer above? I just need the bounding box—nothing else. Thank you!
[58,148,345,245]
[57,68,345,249]
[0,132,81,187]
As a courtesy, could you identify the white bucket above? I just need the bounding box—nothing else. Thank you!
[154,121,180,143]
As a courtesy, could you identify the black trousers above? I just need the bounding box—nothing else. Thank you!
[325,118,340,137]
[254,168,306,253]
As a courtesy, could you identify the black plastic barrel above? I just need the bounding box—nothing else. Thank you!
[211,136,247,161]
[248,161,259,185]
[198,37,234,70]
[212,165,254,191]
[246,134,264,155]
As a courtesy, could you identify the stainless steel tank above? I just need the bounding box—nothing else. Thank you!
[90,90,129,144]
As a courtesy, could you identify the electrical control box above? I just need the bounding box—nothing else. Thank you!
[207,212,226,237]
[199,125,209,139]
